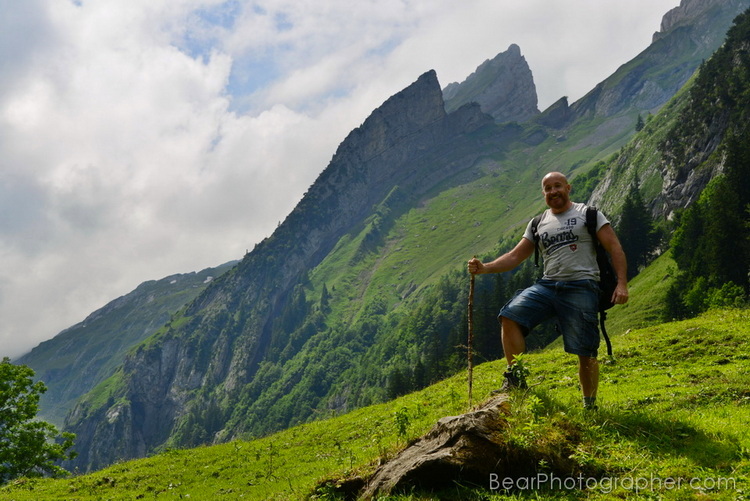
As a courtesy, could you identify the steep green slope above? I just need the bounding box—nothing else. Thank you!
[595,7,750,221]
[4,304,748,500]
[15,262,236,426]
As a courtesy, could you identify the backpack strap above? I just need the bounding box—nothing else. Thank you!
[585,205,598,240]
[531,214,543,267]
[600,311,613,359]
[585,206,614,358]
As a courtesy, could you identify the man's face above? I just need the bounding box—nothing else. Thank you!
[542,174,572,213]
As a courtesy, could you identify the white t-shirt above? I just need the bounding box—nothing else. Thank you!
[523,203,609,281]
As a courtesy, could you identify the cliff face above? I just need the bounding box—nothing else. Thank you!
[15,262,235,427]
[64,70,501,471]
[443,44,539,123]
[591,7,750,221]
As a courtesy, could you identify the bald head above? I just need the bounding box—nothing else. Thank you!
[541,171,569,187]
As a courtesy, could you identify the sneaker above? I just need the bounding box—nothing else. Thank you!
[583,396,598,410]
[492,369,528,394]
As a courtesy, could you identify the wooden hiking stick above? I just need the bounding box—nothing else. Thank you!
[467,260,476,407]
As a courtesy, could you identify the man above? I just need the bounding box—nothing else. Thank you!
[468,172,628,409]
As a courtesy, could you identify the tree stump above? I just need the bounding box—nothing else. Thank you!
[361,394,519,498]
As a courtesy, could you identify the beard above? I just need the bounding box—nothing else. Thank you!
[546,193,569,211]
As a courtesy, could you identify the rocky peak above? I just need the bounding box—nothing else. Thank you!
[442,44,539,123]
[535,96,572,129]
[333,70,446,163]
[654,0,750,41]
[565,0,750,122]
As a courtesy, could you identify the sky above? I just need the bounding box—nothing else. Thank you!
[0,0,680,360]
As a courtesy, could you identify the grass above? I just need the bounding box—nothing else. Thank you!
[602,250,676,336]
[2,307,749,500]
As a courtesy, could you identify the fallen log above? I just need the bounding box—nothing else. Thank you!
[361,394,515,498]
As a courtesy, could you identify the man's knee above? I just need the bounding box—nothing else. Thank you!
[500,316,528,337]
[578,355,599,367]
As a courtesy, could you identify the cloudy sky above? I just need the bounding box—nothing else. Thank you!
[1,0,679,359]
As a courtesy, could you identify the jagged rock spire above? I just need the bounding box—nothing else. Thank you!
[442,44,539,123]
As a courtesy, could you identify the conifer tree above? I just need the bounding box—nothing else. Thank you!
[618,182,658,279]
[635,114,645,132]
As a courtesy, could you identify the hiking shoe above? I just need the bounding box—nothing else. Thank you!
[492,369,528,394]
[583,396,598,410]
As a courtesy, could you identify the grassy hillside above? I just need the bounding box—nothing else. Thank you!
[5,295,748,499]
[6,252,744,501]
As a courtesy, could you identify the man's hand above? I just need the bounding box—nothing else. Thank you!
[467,257,484,275]
[611,283,629,305]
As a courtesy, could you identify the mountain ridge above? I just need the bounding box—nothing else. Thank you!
[63,70,509,471]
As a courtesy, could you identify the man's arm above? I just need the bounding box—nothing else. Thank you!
[596,224,629,305]
[468,238,535,275]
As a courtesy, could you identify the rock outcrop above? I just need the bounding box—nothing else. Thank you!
[315,394,591,499]
[443,44,539,123]
[535,96,572,129]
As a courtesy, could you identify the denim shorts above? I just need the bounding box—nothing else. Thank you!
[499,279,600,357]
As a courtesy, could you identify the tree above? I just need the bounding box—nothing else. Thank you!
[635,114,645,132]
[319,283,331,312]
[617,183,659,279]
[387,367,409,399]
[0,358,76,484]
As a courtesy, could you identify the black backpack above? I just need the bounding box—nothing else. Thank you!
[530,206,617,357]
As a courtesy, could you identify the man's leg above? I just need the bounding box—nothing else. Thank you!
[555,281,601,408]
[501,316,526,366]
[494,316,528,392]
[578,355,599,408]
[496,283,552,392]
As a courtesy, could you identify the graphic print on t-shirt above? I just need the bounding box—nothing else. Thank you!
[540,216,580,256]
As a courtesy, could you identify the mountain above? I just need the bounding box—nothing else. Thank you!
[63,70,509,471]
[62,0,750,472]
[14,262,236,426]
[532,0,750,152]
[591,1,750,220]
[443,43,539,123]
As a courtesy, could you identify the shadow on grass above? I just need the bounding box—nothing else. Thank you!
[588,405,739,469]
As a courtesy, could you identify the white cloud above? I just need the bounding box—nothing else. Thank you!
[0,0,679,359]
